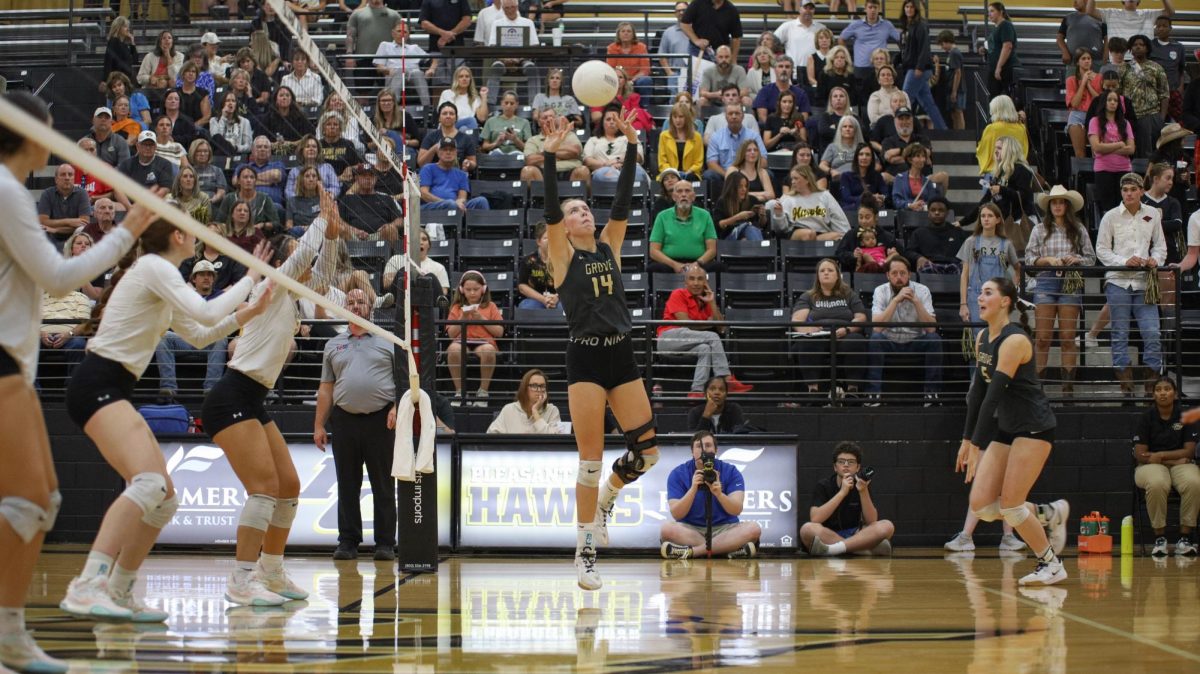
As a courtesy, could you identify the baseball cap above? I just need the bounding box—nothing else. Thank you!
[802,1,816,7]
[93,106,112,118]
[894,106,914,118]
[200,32,221,45]
[191,260,217,277]
[438,137,458,149]
[137,130,157,144]
[353,162,376,174]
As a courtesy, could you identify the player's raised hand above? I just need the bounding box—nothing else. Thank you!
[615,108,639,143]
[542,115,572,154]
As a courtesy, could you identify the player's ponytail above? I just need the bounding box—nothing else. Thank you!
[990,276,1032,335]
[78,247,138,336]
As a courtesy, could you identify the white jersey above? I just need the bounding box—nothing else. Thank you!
[228,217,338,388]
[88,254,252,378]
[0,162,134,385]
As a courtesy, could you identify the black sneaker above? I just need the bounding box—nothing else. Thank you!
[373,547,396,561]
[333,544,358,560]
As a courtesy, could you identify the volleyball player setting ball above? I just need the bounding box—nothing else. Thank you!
[957,277,1070,586]
[61,224,274,620]
[541,109,659,590]
[202,188,340,607]
[0,91,152,674]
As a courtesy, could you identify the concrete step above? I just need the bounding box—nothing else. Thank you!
[931,140,978,154]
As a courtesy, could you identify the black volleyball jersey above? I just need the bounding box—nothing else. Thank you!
[558,242,632,338]
[976,322,1056,433]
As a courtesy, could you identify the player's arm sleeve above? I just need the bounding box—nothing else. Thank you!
[968,370,1011,448]
[610,140,639,222]
[543,150,562,224]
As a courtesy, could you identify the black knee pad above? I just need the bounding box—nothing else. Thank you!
[612,417,659,483]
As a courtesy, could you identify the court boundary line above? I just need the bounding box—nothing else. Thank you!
[972,582,1200,664]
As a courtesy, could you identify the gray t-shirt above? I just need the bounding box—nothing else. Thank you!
[956,234,1019,271]
[320,331,397,415]
[701,64,750,94]
[1058,11,1105,60]
[793,290,866,324]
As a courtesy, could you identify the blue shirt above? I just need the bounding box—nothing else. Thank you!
[419,162,470,202]
[752,83,811,117]
[234,158,287,208]
[667,458,745,527]
[839,18,900,68]
[708,125,767,170]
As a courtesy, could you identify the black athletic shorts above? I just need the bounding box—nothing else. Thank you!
[994,426,1056,446]
[66,354,137,429]
[565,333,642,390]
[201,368,272,437]
[0,347,19,379]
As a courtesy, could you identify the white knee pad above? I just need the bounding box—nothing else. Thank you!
[143,495,178,529]
[43,490,62,533]
[973,500,1002,523]
[0,496,49,543]
[270,497,298,529]
[238,494,277,532]
[1000,503,1030,527]
[577,461,603,488]
[639,452,660,473]
[122,473,168,516]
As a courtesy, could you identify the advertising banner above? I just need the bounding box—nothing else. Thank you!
[458,442,797,549]
[157,441,452,546]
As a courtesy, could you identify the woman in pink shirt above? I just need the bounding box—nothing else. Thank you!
[1087,90,1135,214]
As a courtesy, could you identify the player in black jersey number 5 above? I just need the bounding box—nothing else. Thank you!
[541,109,659,591]
[958,277,1070,587]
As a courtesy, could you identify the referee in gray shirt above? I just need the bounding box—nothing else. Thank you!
[314,289,400,561]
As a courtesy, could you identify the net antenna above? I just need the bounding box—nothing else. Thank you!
[0,96,410,357]
[265,0,422,405]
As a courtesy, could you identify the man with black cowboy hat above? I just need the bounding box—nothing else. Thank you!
[337,163,404,241]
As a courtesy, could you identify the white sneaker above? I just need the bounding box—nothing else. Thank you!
[0,630,68,674]
[1083,334,1100,350]
[1019,559,1067,586]
[109,589,168,623]
[1151,536,1169,557]
[999,533,1027,552]
[871,539,893,556]
[224,572,288,607]
[1042,500,1070,555]
[594,504,612,546]
[471,389,489,408]
[1175,537,1197,556]
[575,549,602,591]
[944,532,975,552]
[60,576,134,620]
[257,566,310,601]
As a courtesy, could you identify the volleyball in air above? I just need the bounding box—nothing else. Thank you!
[572,61,620,107]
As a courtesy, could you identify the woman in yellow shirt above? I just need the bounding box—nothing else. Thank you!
[975,94,1028,176]
[657,102,704,180]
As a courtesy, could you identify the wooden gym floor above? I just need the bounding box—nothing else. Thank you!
[22,548,1200,673]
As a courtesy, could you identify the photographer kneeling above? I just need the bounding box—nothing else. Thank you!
[660,431,762,559]
[801,441,895,556]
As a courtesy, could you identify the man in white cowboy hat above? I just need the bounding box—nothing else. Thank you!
[1095,172,1166,397]
[1028,185,1095,397]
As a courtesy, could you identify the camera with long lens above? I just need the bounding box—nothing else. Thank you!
[701,449,717,485]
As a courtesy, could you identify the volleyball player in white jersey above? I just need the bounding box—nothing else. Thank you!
[59,220,273,622]
[0,91,152,674]
[202,189,341,606]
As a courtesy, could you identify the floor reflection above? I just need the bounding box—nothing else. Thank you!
[20,552,1200,672]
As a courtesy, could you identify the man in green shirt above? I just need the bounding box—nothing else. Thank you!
[648,181,723,273]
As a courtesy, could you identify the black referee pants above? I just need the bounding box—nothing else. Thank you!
[330,407,397,548]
